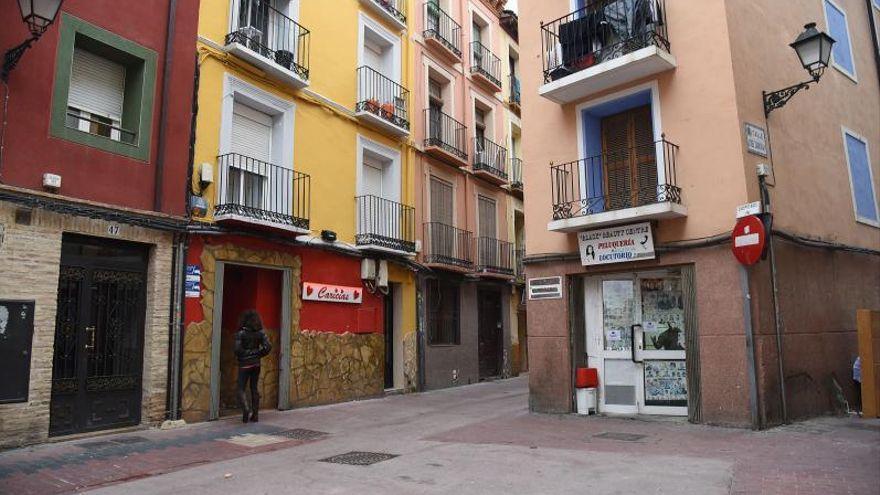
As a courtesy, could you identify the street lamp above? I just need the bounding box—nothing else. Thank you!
[2,0,65,82]
[763,23,835,117]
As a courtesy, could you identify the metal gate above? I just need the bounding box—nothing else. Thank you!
[49,235,148,437]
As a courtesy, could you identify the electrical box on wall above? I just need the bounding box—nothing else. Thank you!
[42,173,61,190]
[199,163,213,184]
[377,260,388,288]
[361,258,376,280]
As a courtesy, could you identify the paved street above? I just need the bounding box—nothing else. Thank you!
[1,375,878,495]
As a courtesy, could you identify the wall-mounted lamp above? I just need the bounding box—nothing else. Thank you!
[2,0,65,82]
[762,23,835,117]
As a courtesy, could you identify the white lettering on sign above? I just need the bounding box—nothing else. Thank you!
[577,222,655,266]
[734,233,760,247]
[528,277,563,300]
[302,282,363,304]
[745,123,768,157]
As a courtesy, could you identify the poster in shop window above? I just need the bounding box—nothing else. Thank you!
[640,277,685,351]
[644,360,687,407]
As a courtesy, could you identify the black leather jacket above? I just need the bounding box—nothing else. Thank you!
[234,327,271,367]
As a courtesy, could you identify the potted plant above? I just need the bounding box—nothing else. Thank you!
[381,102,396,120]
[275,50,294,70]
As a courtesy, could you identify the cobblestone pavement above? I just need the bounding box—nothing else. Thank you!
[0,376,877,494]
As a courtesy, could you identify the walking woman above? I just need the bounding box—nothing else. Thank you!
[234,310,271,423]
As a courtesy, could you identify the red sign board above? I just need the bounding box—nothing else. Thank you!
[731,215,766,265]
[302,282,363,304]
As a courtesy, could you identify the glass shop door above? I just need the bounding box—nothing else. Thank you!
[585,271,688,416]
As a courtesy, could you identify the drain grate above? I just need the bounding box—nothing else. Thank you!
[593,432,647,442]
[320,451,398,466]
[113,436,150,444]
[276,428,328,441]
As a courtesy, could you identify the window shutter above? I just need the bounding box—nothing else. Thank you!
[231,102,273,163]
[430,177,453,224]
[478,196,496,237]
[68,48,126,121]
[601,111,632,209]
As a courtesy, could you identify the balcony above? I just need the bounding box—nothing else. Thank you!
[359,0,407,31]
[356,66,410,137]
[215,153,311,233]
[472,137,508,185]
[356,195,416,254]
[548,138,685,232]
[423,222,474,271]
[539,0,674,104]
[508,75,521,113]
[225,0,310,89]
[475,237,515,278]
[423,2,462,61]
[509,157,523,197]
[424,109,468,167]
[470,41,502,92]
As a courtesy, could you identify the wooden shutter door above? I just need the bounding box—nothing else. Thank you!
[601,105,656,209]
[430,177,454,259]
[478,196,497,268]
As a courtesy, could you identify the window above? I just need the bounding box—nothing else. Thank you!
[824,0,857,80]
[427,278,460,345]
[842,129,879,226]
[474,107,487,143]
[50,14,157,160]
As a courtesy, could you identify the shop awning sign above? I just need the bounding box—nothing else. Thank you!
[577,222,656,266]
[302,282,363,304]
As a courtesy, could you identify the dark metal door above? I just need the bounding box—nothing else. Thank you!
[0,300,35,403]
[477,288,502,379]
[50,235,148,437]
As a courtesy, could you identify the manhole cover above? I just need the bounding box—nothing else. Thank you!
[223,433,289,448]
[593,432,647,442]
[320,451,398,466]
[277,428,328,440]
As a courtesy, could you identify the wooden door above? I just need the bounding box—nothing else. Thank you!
[601,105,657,210]
[478,288,503,379]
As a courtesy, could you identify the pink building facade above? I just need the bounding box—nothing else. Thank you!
[412,0,525,389]
[521,0,880,427]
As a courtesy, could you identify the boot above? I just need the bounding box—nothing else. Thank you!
[242,406,250,423]
[250,393,260,423]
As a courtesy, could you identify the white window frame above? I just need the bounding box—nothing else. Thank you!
[841,126,879,228]
[356,135,402,203]
[219,74,296,169]
[823,0,858,83]
[423,59,456,113]
[358,12,402,83]
[228,0,300,33]
[469,3,492,48]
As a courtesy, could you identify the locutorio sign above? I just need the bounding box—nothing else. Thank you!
[577,222,656,266]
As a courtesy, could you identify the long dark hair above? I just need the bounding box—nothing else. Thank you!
[239,310,263,331]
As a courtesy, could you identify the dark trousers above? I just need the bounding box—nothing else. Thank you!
[237,366,261,413]
[853,379,862,413]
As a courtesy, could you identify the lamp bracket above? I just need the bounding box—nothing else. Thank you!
[762,76,819,117]
[1,36,39,82]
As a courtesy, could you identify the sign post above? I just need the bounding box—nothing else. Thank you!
[731,215,766,266]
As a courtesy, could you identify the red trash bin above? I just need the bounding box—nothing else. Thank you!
[576,367,598,389]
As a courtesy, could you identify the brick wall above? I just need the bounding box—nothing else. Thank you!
[0,202,173,448]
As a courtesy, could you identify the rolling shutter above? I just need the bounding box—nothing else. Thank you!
[231,102,273,163]
[68,48,126,121]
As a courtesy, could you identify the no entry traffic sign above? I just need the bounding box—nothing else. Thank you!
[732,215,766,265]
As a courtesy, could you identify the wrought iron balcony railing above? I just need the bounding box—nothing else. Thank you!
[425,108,468,161]
[473,136,508,181]
[226,0,310,80]
[541,0,669,83]
[475,237,515,276]
[368,0,407,26]
[357,66,410,131]
[423,2,462,57]
[215,153,310,231]
[510,157,523,189]
[509,75,521,106]
[423,222,474,269]
[356,195,416,252]
[470,41,502,88]
[550,138,680,221]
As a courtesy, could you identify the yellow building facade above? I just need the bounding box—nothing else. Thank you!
[181,0,420,423]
